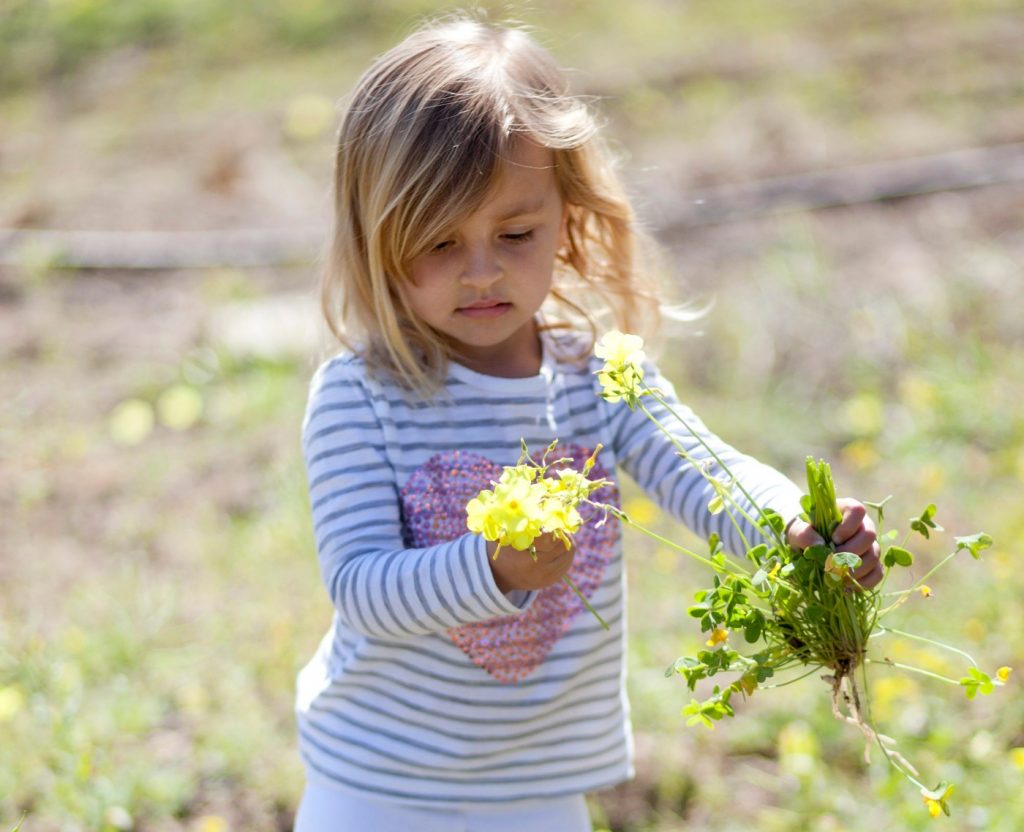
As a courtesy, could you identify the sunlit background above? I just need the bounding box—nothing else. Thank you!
[2,1,1023,830]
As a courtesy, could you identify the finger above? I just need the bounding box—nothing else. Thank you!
[851,559,883,590]
[832,499,867,544]
[836,526,878,558]
[787,519,826,550]
[852,543,881,578]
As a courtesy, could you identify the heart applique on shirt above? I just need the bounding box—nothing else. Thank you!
[400,446,620,683]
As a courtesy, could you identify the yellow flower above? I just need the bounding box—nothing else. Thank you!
[594,330,646,367]
[918,585,932,598]
[596,363,645,404]
[541,500,583,541]
[595,331,647,404]
[921,782,954,818]
[0,686,25,722]
[706,475,733,516]
[466,471,546,552]
[466,452,606,555]
[997,666,1012,683]
[196,816,229,832]
[706,628,729,647]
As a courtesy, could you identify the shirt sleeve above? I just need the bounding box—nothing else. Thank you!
[301,358,535,638]
[605,359,805,556]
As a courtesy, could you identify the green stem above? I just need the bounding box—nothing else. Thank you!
[877,549,958,617]
[870,726,928,792]
[639,384,785,550]
[563,575,609,630]
[907,549,960,592]
[636,400,759,553]
[866,658,961,685]
[875,626,977,667]
[761,664,823,689]
[597,503,752,577]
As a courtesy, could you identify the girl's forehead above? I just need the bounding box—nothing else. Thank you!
[476,142,559,217]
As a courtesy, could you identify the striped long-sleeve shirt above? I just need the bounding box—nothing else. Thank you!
[295,328,805,807]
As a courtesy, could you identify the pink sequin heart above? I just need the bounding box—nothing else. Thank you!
[400,446,620,683]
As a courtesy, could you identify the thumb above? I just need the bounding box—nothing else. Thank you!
[786,518,826,551]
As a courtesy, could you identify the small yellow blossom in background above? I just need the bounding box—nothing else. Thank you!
[706,628,729,647]
[841,438,879,471]
[964,618,986,642]
[872,676,919,723]
[900,374,939,413]
[196,815,229,832]
[842,392,884,438]
[0,685,26,722]
[778,720,820,779]
[156,384,204,431]
[917,462,947,493]
[918,585,932,598]
[623,496,658,526]
[1009,748,1024,771]
[109,398,154,445]
[997,666,1012,683]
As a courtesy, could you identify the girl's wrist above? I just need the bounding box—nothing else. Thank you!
[485,540,514,593]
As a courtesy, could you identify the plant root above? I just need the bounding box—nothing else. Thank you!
[828,659,920,777]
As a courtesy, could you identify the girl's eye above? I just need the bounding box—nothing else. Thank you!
[503,230,534,244]
[431,240,453,253]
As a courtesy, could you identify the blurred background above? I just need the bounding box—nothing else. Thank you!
[2,1,1023,830]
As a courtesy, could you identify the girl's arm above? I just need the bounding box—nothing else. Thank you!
[605,360,804,556]
[302,359,535,638]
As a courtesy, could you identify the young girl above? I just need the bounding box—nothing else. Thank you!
[294,15,881,831]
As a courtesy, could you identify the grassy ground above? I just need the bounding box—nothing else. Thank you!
[2,1,1024,830]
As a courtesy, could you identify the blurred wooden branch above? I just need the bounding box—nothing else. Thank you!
[655,142,1024,231]
[2,143,1023,270]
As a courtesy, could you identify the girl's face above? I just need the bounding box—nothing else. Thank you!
[402,140,567,378]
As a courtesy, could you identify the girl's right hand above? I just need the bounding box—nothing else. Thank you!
[487,533,577,594]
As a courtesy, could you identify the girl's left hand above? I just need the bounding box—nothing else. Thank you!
[786,498,883,590]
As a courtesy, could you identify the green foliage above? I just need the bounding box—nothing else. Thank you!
[592,366,1002,818]
[910,504,943,540]
[883,546,913,568]
[0,0,388,92]
[5,1,1024,829]
[955,532,993,560]
[959,667,994,700]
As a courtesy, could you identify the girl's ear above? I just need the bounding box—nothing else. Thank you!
[558,202,570,250]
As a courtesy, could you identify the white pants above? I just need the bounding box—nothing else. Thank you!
[293,779,592,832]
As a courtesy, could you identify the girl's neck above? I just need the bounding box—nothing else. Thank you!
[450,321,544,378]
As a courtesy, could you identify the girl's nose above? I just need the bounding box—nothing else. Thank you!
[460,246,502,288]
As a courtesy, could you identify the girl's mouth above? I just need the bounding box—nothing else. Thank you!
[457,300,512,319]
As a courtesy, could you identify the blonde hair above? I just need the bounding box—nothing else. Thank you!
[321,13,665,395]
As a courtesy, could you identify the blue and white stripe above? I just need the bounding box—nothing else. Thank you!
[295,329,803,807]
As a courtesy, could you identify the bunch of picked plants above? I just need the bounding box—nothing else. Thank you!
[466,439,612,630]
[465,330,1009,818]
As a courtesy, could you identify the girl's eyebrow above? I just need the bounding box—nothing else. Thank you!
[495,199,546,221]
